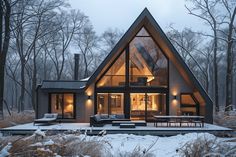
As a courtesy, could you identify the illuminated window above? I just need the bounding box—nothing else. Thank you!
[97,51,125,87]
[130,93,166,120]
[180,93,199,116]
[50,93,75,119]
[97,93,124,115]
[129,27,168,87]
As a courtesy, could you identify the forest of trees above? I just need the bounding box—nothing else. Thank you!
[0,0,235,117]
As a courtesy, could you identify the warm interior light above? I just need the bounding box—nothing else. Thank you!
[147,76,155,82]
[131,93,159,111]
[64,103,73,113]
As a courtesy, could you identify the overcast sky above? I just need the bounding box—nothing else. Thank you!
[68,0,208,35]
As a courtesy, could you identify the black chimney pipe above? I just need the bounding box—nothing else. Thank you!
[74,54,80,80]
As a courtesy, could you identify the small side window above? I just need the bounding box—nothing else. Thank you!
[180,93,199,116]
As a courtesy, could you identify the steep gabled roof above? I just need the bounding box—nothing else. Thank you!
[86,8,213,118]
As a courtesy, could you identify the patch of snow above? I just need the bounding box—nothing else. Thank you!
[79,85,86,89]
[30,142,43,147]
[54,153,61,157]
[101,133,219,157]
[37,147,52,153]
[34,128,45,137]
[98,130,106,136]
[80,76,90,81]
[44,139,54,146]
[29,140,54,147]
[0,143,12,157]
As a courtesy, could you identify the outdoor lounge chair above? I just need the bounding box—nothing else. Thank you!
[90,114,130,127]
[34,113,58,125]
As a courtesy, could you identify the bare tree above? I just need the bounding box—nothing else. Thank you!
[167,27,213,94]
[29,0,65,110]
[100,28,123,58]
[74,24,98,78]
[186,0,222,112]
[221,0,236,111]
[11,0,34,112]
[0,0,11,117]
[48,10,87,80]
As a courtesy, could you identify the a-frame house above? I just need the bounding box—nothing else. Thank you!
[37,8,213,123]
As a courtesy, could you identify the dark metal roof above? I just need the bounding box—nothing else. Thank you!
[41,80,87,90]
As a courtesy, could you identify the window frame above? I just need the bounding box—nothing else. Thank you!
[49,92,76,119]
[180,93,200,116]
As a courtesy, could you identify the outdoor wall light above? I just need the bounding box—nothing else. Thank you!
[173,95,177,100]
[88,96,91,100]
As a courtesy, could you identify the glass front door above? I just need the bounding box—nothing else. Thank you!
[97,93,124,115]
[130,93,166,121]
[130,93,146,120]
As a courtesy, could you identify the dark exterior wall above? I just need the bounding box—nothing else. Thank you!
[84,84,95,122]
[36,88,49,119]
[169,61,193,115]
[76,93,87,122]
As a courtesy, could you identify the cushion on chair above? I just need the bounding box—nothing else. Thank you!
[116,114,125,119]
[94,114,101,121]
[44,114,54,118]
[109,115,116,119]
[100,114,109,119]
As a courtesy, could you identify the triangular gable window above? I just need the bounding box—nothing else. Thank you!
[97,27,168,88]
[129,27,168,87]
[97,51,125,87]
[136,27,150,36]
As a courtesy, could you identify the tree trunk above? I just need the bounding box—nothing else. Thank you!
[83,53,88,78]
[213,26,219,112]
[0,53,6,112]
[19,60,25,112]
[31,46,37,110]
[225,7,236,111]
[0,0,11,116]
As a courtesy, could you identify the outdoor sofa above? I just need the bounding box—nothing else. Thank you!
[90,114,130,127]
[34,113,58,125]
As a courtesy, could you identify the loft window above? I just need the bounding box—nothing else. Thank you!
[97,51,126,87]
[129,27,168,87]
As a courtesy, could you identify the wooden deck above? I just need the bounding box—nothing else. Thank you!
[0,122,233,136]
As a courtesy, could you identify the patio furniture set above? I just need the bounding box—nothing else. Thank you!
[34,113,204,128]
[153,116,204,127]
[90,114,147,128]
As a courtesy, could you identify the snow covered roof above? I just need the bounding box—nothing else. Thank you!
[40,80,87,90]
[80,76,90,81]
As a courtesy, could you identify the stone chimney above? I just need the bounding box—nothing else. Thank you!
[74,54,80,80]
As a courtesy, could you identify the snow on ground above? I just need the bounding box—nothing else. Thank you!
[0,131,235,156]
[86,133,226,157]
[2,122,231,131]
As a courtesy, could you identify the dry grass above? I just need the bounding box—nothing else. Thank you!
[0,110,34,128]
[0,131,158,157]
[214,111,236,128]
[0,132,111,157]
[176,135,236,157]
[116,146,155,157]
